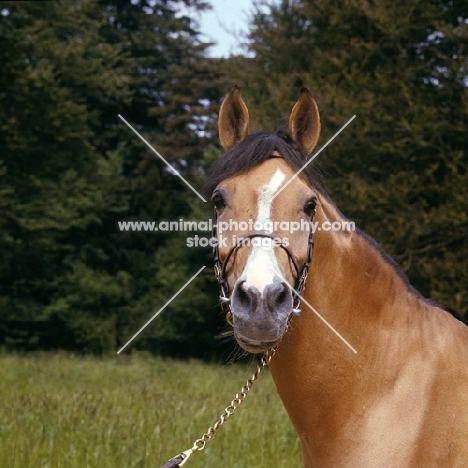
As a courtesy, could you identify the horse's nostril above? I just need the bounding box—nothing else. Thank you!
[265,281,292,313]
[232,281,260,313]
[275,288,288,306]
[236,283,251,308]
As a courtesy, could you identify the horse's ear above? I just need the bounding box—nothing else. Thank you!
[219,85,249,150]
[288,88,321,155]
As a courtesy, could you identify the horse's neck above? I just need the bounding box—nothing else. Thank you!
[269,197,468,465]
[269,196,425,442]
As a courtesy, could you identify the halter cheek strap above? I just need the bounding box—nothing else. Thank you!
[212,206,316,325]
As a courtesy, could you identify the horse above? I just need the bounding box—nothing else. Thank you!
[205,86,468,467]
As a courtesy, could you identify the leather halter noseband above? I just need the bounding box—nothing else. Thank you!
[212,170,316,326]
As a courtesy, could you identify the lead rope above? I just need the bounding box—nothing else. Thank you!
[159,347,276,468]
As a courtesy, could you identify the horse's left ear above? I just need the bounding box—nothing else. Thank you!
[218,85,249,150]
[288,87,321,155]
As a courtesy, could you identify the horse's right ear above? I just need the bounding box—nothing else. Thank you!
[218,86,249,150]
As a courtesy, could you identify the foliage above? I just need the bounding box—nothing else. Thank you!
[229,0,468,315]
[0,0,229,355]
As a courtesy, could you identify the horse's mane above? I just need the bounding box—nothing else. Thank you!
[203,130,326,197]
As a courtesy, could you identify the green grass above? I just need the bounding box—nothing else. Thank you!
[0,352,302,468]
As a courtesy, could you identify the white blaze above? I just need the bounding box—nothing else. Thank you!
[257,169,286,223]
[241,169,285,292]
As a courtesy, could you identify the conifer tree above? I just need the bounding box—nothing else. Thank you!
[0,0,226,354]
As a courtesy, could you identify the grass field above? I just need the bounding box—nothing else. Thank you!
[0,352,302,468]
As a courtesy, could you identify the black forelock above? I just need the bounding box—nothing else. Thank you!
[203,130,325,197]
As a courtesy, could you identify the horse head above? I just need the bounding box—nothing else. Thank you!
[206,86,322,353]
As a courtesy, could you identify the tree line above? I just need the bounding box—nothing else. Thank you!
[0,0,466,358]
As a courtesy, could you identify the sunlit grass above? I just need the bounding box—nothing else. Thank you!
[0,352,302,467]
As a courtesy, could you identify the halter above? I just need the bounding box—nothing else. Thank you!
[212,194,316,326]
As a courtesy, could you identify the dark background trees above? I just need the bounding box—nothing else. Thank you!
[0,0,466,358]
[0,0,227,357]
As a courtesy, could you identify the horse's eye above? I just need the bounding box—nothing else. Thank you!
[212,192,225,211]
[304,199,316,216]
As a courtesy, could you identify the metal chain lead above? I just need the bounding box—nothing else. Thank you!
[159,348,276,468]
[190,347,275,452]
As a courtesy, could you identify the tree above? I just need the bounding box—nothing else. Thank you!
[228,0,468,315]
[0,0,228,355]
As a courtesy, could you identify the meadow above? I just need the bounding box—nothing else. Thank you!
[0,352,302,468]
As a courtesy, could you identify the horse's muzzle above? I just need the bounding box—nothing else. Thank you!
[230,279,292,352]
